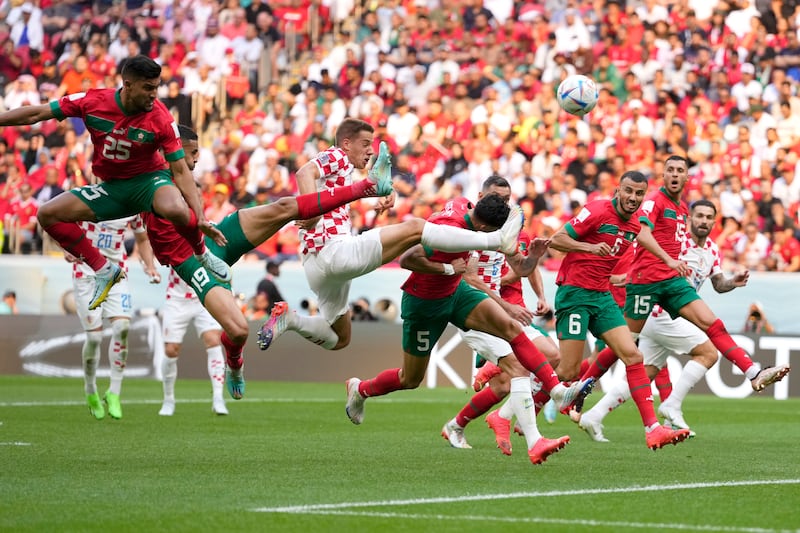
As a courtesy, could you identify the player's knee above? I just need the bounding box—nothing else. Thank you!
[111,318,130,342]
[85,331,103,350]
[156,199,190,226]
[399,372,424,389]
[556,363,580,381]
[164,344,181,358]
[406,218,426,238]
[489,374,511,396]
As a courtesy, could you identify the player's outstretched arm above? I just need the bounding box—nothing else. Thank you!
[549,226,611,255]
[710,270,749,293]
[133,230,161,283]
[0,103,56,126]
[168,158,227,246]
[506,237,550,277]
[398,244,466,275]
[635,224,689,276]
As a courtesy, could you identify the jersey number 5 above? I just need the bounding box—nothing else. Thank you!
[102,137,132,161]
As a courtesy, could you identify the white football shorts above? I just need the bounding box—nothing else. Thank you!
[301,229,383,324]
[639,313,709,369]
[74,276,132,330]
[161,297,220,343]
[460,324,546,365]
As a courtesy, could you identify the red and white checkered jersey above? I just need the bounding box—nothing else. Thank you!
[471,250,505,295]
[72,215,144,279]
[681,233,722,292]
[300,146,355,255]
[165,267,198,301]
[652,234,722,317]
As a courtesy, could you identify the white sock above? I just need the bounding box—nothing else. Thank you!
[584,379,631,423]
[82,331,102,395]
[498,397,514,420]
[509,376,542,448]
[207,345,225,399]
[745,362,762,381]
[289,312,338,349]
[421,221,501,252]
[108,320,129,395]
[162,356,178,401]
[663,359,707,411]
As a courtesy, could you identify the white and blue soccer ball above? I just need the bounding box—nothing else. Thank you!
[556,74,599,117]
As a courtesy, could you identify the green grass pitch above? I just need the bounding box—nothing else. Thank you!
[1,376,798,532]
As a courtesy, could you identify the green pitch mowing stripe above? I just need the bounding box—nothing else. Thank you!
[0,376,798,532]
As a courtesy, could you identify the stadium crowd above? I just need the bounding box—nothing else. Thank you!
[1,0,800,273]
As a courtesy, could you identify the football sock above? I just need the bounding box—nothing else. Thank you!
[295,181,376,220]
[586,379,631,423]
[456,386,502,427]
[498,396,514,420]
[509,377,542,448]
[82,331,102,395]
[421,221,502,252]
[162,356,178,401]
[108,320,129,395]
[663,359,707,411]
[581,346,619,381]
[579,359,590,377]
[45,222,108,271]
[207,345,225,399]
[532,390,550,414]
[358,368,402,398]
[220,332,244,369]
[509,332,561,392]
[287,312,338,349]
[706,319,756,376]
[654,366,673,401]
[626,362,659,427]
[174,209,206,256]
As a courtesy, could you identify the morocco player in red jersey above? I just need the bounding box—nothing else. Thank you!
[0,55,227,312]
[618,156,789,394]
[549,170,691,450]
[343,192,593,465]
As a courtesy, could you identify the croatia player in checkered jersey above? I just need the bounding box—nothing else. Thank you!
[65,215,159,420]
[158,268,228,417]
[578,157,789,412]
[576,200,753,441]
[258,118,525,353]
[440,176,562,452]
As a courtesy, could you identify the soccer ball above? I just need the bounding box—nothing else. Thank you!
[556,74,599,117]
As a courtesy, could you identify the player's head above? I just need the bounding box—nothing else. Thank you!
[616,170,648,215]
[120,55,162,112]
[479,175,511,203]
[689,199,716,239]
[472,193,511,231]
[335,118,375,170]
[663,155,689,198]
[178,125,199,171]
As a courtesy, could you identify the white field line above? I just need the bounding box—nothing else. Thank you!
[0,397,451,408]
[253,479,800,514]
[0,442,31,446]
[288,510,794,533]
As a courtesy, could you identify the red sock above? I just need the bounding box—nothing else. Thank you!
[509,332,560,392]
[173,209,206,256]
[579,359,590,376]
[455,387,502,427]
[533,390,550,414]
[706,319,753,373]
[654,367,672,401]
[359,368,402,398]
[44,222,107,271]
[626,362,658,427]
[220,332,244,368]
[296,181,373,220]
[581,347,619,381]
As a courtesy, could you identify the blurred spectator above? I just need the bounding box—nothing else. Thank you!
[256,259,285,310]
[733,222,770,271]
[9,3,44,52]
[767,229,800,272]
[742,302,775,334]
[204,183,235,224]
[57,55,99,97]
[0,290,17,315]
[5,182,39,254]
[245,291,271,321]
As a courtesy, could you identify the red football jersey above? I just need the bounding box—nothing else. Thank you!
[49,88,184,181]
[556,198,639,292]
[499,229,532,307]
[609,245,634,308]
[630,187,688,284]
[141,212,194,267]
[401,197,474,300]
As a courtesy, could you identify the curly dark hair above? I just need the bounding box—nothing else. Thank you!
[473,193,511,228]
